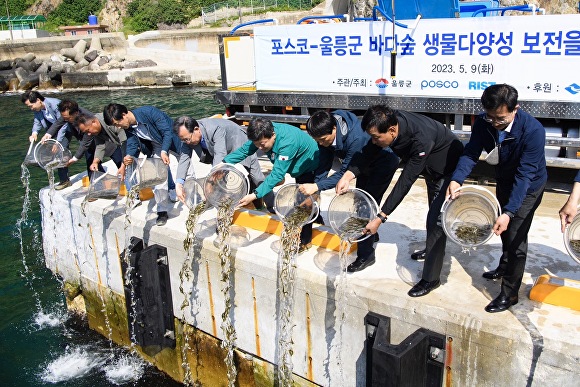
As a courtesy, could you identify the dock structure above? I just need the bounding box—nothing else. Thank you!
[40,159,580,386]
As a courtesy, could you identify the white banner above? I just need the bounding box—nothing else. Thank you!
[253,15,580,102]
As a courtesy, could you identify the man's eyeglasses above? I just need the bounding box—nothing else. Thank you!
[482,109,516,125]
[182,132,195,144]
[482,115,510,125]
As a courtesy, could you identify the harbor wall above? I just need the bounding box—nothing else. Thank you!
[39,164,580,386]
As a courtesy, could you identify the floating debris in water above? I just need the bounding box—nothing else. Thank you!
[338,217,368,241]
[453,223,491,245]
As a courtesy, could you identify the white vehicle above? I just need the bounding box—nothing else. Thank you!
[216,0,580,168]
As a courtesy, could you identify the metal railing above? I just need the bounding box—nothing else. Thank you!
[201,0,316,25]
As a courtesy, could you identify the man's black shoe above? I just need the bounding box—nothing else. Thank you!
[408,279,440,297]
[484,292,518,313]
[347,256,376,273]
[482,268,504,280]
[411,249,426,261]
[156,211,168,226]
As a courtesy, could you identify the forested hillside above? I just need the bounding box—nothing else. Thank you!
[0,0,577,35]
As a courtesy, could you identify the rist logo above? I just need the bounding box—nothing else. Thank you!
[565,83,580,95]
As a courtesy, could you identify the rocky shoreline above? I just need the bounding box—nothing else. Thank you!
[0,32,221,92]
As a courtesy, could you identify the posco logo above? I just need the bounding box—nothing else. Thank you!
[565,83,580,95]
[421,80,459,90]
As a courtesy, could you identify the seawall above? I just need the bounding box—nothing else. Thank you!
[39,159,580,386]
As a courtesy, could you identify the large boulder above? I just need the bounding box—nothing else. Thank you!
[84,50,99,62]
[88,36,102,52]
[123,59,157,69]
[14,59,37,72]
[0,60,13,70]
[35,62,49,74]
[18,73,40,90]
[97,56,110,66]
[22,52,36,62]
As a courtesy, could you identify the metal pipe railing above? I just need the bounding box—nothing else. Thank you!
[230,18,277,34]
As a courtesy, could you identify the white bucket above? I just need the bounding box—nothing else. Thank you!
[441,186,500,248]
[86,171,121,200]
[34,139,72,170]
[125,157,168,190]
[273,183,320,227]
[327,188,379,242]
[563,208,580,265]
[203,163,249,208]
[183,177,206,210]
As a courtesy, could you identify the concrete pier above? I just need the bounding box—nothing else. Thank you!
[40,160,580,386]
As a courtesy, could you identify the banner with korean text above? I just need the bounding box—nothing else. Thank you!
[253,15,580,101]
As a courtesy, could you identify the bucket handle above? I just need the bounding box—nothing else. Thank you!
[441,185,502,218]
[26,141,34,156]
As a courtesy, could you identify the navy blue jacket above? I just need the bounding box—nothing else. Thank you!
[451,109,547,215]
[125,106,181,157]
[314,110,372,191]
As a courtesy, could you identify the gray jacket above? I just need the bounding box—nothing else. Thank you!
[176,118,264,185]
[93,113,127,161]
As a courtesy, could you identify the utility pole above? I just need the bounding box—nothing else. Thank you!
[4,0,13,40]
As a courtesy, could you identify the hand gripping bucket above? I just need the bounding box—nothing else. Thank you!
[86,171,121,200]
[203,163,249,208]
[328,188,379,242]
[125,157,168,191]
[33,139,72,170]
[184,177,207,210]
[441,186,500,248]
[563,208,580,265]
[274,183,320,227]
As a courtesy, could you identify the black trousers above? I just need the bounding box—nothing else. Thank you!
[495,183,545,298]
[296,171,324,246]
[355,149,400,260]
[420,175,453,282]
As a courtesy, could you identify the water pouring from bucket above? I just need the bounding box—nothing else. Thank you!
[86,171,121,201]
[23,141,39,167]
[441,186,501,248]
[274,183,320,227]
[563,208,580,265]
[124,157,168,191]
[328,188,379,243]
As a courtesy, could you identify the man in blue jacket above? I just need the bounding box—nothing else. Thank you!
[21,91,70,190]
[103,103,181,226]
[302,110,399,272]
[448,84,547,313]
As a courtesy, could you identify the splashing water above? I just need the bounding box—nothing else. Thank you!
[180,201,207,386]
[333,238,353,386]
[276,210,308,386]
[103,353,146,385]
[40,345,108,383]
[33,310,65,330]
[216,199,237,387]
[15,163,45,316]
